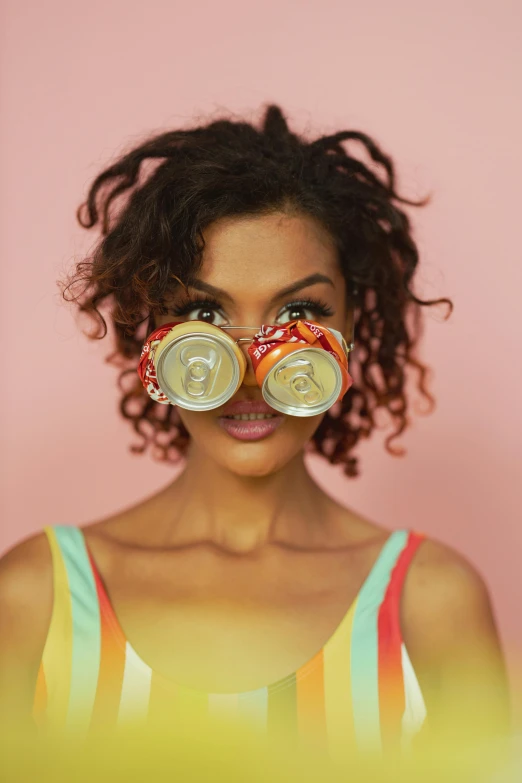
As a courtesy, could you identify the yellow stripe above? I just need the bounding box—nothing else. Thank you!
[147,671,179,726]
[32,663,47,724]
[175,685,208,723]
[323,597,357,763]
[40,527,73,730]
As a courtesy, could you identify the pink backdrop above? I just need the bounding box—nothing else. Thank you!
[1,1,521,693]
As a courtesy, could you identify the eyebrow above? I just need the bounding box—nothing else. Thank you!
[189,273,335,305]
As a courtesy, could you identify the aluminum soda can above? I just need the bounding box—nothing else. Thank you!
[138,320,246,411]
[249,320,353,417]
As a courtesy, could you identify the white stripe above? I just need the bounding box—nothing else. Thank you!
[401,644,427,748]
[118,643,152,722]
[238,688,268,730]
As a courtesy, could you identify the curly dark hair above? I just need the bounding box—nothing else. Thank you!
[60,103,453,477]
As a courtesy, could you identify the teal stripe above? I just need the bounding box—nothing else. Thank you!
[52,526,101,731]
[350,529,409,752]
[238,687,268,729]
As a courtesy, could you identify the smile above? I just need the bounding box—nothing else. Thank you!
[223,413,278,421]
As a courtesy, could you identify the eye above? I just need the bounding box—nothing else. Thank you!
[277,304,313,322]
[275,299,334,325]
[182,306,227,326]
[170,297,229,326]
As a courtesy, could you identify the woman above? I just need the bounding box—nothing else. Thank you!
[0,105,509,756]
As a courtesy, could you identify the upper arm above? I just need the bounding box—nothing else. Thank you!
[0,532,53,726]
[401,538,510,743]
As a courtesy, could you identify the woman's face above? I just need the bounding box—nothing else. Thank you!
[154,211,352,477]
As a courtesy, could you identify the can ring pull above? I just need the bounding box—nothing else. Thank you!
[274,358,324,406]
[180,344,220,398]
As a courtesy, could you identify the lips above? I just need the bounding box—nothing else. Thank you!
[218,399,284,442]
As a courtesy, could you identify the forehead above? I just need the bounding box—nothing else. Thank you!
[197,212,342,294]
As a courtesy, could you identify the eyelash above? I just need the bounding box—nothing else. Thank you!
[169,295,335,321]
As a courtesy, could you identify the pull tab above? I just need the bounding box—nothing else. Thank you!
[180,344,220,398]
[274,358,324,405]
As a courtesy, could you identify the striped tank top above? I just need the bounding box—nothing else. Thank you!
[33,526,427,756]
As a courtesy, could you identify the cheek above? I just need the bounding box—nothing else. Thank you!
[284,414,324,442]
[176,409,217,440]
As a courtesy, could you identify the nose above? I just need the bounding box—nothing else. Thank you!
[220,325,262,388]
[235,335,258,387]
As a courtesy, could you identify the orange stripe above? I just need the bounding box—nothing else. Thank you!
[88,556,126,729]
[377,532,424,750]
[296,651,327,750]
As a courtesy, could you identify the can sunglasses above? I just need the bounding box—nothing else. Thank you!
[138,319,355,417]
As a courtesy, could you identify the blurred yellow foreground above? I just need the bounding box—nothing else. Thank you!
[2,710,521,783]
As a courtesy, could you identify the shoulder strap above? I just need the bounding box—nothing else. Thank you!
[357,529,414,606]
[379,529,425,635]
[354,528,425,621]
[38,526,102,729]
[349,529,425,752]
[377,530,425,748]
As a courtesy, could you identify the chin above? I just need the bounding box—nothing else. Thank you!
[219,448,294,478]
[179,411,324,477]
[210,435,306,477]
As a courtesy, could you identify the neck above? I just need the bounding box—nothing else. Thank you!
[157,446,336,555]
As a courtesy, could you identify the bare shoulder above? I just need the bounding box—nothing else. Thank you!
[403,536,495,630]
[402,535,506,672]
[0,532,54,722]
[0,531,53,595]
[0,532,54,662]
[402,536,510,737]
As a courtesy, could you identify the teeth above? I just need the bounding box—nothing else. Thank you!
[227,413,276,420]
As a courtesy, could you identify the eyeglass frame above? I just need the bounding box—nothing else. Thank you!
[219,324,355,354]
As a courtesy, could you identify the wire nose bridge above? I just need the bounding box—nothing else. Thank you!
[220,324,355,352]
[220,325,260,346]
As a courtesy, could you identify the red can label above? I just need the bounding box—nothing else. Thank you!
[248,320,343,373]
[137,321,182,404]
